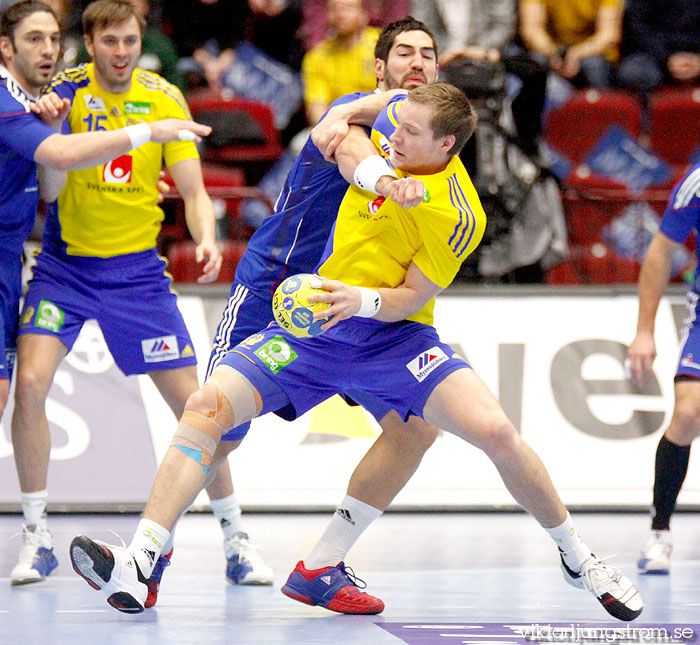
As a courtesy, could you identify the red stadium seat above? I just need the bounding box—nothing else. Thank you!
[543,89,643,163]
[167,239,247,283]
[546,244,641,285]
[186,90,284,163]
[649,88,700,168]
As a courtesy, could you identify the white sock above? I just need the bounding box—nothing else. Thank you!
[304,495,383,570]
[21,490,48,531]
[129,519,170,579]
[544,512,593,572]
[210,493,243,540]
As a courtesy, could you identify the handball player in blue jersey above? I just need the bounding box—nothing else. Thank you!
[628,163,700,575]
[72,81,642,622]
[0,1,209,587]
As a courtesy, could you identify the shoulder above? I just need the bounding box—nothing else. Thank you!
[670,164,700,211]
[0,75,30,112]
[44,64,90,95]
[134,68,189,112]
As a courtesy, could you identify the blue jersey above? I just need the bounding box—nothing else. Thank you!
[234,91,372,299]
[0,65,56,251]
[659,163,700,292]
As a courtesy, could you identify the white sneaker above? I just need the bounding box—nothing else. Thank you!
[224,532,274,585]
[70,535,148,613]
[561,554,643,621]
[638,530,672,574]
[10,525,58,586]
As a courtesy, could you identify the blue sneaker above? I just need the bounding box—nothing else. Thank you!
[281,560,384,614]
[145,548,172,608]
[10,525,58,586]
[225,532,273,585]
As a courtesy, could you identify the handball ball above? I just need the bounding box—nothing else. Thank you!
[272,273,330,338]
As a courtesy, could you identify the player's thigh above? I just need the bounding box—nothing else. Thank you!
[149,364,199,418]
[423,367,513,450]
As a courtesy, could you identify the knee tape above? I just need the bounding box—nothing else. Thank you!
[170,419,219,473]
[207,365,258,426]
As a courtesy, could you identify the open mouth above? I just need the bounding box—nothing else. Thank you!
[113,62,129,73]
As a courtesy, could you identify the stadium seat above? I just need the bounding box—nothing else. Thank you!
[167,239,247,283]
[186,91,284,163]
[545,244,641,285]
[543,89,643,164]
[649,88,700,168]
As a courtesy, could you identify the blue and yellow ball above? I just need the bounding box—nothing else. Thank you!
[272,273,330,338]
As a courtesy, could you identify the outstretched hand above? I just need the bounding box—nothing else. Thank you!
[149,119,212,144]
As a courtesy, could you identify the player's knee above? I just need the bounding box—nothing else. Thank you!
[405,417,439,449]
[13,365,50,412]
[480,418,521,461]
[668,399,700,443]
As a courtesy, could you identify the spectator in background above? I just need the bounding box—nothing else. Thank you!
[409,0,515,67]
[43,0,82,69]
[165,0,247,90]
[519,0,623,88]
[301,0,379,125]
[617,0,700,98]
[246,0,303,72]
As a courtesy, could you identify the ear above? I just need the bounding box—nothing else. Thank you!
[374,58,384,83]
[440,134,456,154]
[0,36,13,63]
[83,34,94,60]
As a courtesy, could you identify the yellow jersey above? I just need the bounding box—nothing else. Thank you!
[43,63,198,257]
[318,97,486,326]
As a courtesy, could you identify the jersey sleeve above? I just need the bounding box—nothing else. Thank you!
[411,213,467,288]
[157,80,199,167]
[0,110,56,160]
[660,166,700,244]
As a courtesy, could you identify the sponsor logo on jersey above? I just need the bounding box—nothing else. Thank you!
[142,335,180,363]
[109,106,121,117]
[368,196,386,214]
[22,306,35,325]
[422,188,431,203]
[377,134,392,158]
[83,94,106,111]
[680,353,700,370]
[181,343,194,358]
[34,300,64,333]
[103,155,133,183]
[406,346,448,382]
[124,101,151,115]
[241,333,265,347]
[254,336,297,374]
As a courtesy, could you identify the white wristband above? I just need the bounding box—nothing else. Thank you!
[353,155,397,193]
[125,122,151,150]
[355,287,382,318]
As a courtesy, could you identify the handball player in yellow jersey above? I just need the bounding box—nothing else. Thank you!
[71,82,642,622]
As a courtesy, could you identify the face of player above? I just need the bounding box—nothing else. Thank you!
[376,30,437,92]
[389,99,454,175]
[85,16,141,94]
[0,11,60,95]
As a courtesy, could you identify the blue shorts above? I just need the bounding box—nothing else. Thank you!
[676,291,700,380]
[18,249,197,376]
[221,316,469,423]
[208,281,395,440]
[0,247,23,381]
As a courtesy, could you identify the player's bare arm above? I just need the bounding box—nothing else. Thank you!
[312,90,407,161]
[33,112,211,171]
[32,93,72,202]
[168,157,222,283]
[627,231,679,386]
[310,261,442,331]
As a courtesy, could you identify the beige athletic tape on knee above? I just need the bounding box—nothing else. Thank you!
[207,365,258,426]
[170,416,219,473]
